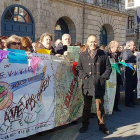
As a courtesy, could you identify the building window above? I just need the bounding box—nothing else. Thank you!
[4,6,31,23]
[100,26,107,46]
[102,0,119,9]
[2,5,35,41]
[128,16,134,29]
[55,18,69,41]
[127,0,134,7]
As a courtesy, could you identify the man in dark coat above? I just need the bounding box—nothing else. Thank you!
[107,41,123,112]
[121,40,138,107]
[77,35,112,134]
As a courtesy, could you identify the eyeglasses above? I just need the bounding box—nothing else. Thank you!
[10,42,21,45]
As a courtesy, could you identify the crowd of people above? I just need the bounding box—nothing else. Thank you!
[0,33,72,56]
[0,33,139,137]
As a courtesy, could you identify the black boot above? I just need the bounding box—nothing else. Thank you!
[79,126,88,133]
[113,107,121,112]
[99,127,110,135]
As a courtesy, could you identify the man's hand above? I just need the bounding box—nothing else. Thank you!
[64,51,69,56]
[134,52,137,56]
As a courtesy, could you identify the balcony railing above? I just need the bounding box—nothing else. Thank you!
[84,0,125,12]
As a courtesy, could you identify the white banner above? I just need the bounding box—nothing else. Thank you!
[0,53,117,139]
[0,54,56,140]
[91,59,117,114]
[137,52,140,98]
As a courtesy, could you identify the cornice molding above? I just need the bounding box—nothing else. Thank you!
[52,0,128,17]
[84,3,128,17]
[52,0,84,8]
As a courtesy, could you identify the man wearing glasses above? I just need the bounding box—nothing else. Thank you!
[77,35,112,134]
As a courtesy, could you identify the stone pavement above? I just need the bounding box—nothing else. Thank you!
[26,93,140,140]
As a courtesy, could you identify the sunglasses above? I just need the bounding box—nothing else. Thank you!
[10,42,21,45]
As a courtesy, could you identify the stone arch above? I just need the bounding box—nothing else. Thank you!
[99,24,114,46]
[54,16,76,45]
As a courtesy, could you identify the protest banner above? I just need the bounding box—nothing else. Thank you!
[51,56,83,127]
[0,52,116,139]
[137,52,140,98]
[67,46,80,62]
[0,54,56,140]
[91,59,117,114]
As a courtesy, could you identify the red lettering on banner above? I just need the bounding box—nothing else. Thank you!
[4,102,24,122]
[7,71,14,77]
[0,72,6,79]
[4,64,11,68]
[64,76,78,108]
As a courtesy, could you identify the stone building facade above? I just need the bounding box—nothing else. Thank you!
[0,0,128,46]
[125,0,140,48]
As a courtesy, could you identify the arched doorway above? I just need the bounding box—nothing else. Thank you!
[100,26,107,46]
[55,18,69,40]
[55,16,76,44]
[100,24,114,46]
[1,4,35,41]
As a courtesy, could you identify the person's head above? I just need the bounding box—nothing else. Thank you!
[27,36,32,44]
[6,35,21,50]
[87,35,97,51]
[0,36,8,49]
[32,42,36,48]
[32,42,36,51]
[40,33,52,49]
[21,37,32,49]
[118,45,124,52]
[79,44,88,54]
[75,42,81,47]
[55,39,62,47]
[125,40,135,51]
[1,39,6,49]
[100,45,106,50]
[62,34,71,46]
[108,41,119,53]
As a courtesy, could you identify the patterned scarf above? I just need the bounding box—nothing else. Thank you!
[88,48,97,59]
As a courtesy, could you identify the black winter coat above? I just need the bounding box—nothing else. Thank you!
[121,49,136,63]
[55,43,67,55]
[77,49,112,96]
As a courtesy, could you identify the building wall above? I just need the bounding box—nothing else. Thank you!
[126,9,135,42]
[0,0,128,46]
[83,5,127,45]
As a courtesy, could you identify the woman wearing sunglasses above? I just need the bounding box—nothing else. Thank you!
[5,35,22,50]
